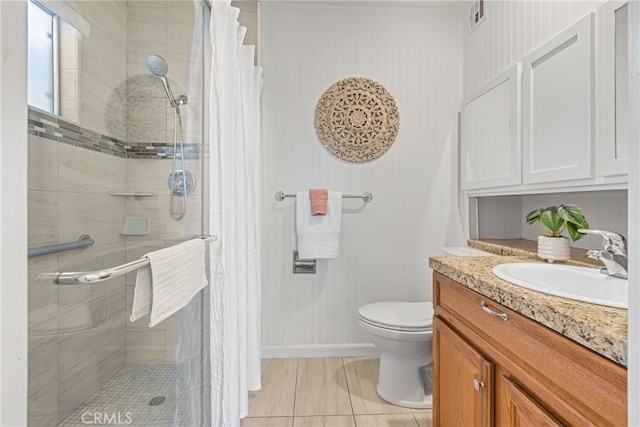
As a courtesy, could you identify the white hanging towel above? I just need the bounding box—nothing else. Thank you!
[296,190,342,259]
[130,238,209,327]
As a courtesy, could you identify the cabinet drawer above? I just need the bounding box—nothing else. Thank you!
[433,272,626,426]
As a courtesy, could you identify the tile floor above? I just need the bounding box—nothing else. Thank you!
[243,357,433,427]
[56,357,432,427]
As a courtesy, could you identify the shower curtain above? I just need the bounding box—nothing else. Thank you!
[207,1,263,426]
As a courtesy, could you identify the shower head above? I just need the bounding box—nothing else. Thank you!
[147,55,169,77]
[146,54,187,110]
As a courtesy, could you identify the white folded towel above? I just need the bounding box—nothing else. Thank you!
[296,190,342,259]
[130,238,209,327]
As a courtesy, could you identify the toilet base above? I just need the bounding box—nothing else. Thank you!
[376,349,433,409]
[377,386,433,409]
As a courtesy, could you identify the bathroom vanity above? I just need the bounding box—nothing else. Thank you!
[430,254,627,426]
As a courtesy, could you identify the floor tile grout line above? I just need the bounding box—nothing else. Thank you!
[292,357,300,418]
[341,357,357,420]
[412,412,420,426]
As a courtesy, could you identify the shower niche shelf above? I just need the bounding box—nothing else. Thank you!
[108,192,157,197]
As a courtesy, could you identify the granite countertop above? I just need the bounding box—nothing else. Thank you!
[429,251,628,367]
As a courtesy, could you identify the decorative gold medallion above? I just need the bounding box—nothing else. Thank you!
[314,77,400,163]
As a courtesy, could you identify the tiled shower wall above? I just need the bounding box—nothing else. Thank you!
[123,0,204,365]
[28,132,128,426]
[28,1,129,425]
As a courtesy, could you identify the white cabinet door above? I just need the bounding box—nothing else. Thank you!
[598,0,629,177]
[462,64,521,190]
[522,13,595,184]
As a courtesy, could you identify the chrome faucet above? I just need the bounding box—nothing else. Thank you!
[578,229,628,279]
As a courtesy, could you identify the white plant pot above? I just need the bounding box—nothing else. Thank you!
[537,236,570,262]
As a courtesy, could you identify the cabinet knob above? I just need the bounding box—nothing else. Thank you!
[473,378,485,391]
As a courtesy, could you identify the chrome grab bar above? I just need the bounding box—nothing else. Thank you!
[275,191,373,203]
[28,235,94,258]
[52,235,217,285]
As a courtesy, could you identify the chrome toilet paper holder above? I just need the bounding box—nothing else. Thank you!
[293,250,316,274]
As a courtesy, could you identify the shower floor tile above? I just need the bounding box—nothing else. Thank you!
[58,365,179,427]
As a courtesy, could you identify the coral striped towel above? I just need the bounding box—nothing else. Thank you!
[309,188,328,216]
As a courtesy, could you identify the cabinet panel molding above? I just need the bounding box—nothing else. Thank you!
[522,13,595,184]
[598,0,629,177]
[462,64,521,190]
[501,375,563,427]
[433,317,493,427]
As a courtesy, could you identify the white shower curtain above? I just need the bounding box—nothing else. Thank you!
[207,1,263,426]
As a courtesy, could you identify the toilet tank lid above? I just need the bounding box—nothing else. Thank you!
[358,302,434,330]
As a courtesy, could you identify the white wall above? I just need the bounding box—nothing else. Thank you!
[260,2,463,349]
[463,0,601,97]
[0,1,28,425]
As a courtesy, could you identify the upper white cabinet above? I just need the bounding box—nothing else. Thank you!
[522,14,595,184]
[462,64,521,190]
[598,1,629,176]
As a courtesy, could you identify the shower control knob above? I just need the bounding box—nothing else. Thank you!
[473,379,484,391]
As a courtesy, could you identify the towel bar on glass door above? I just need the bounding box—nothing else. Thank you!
[274,191,373,202]
[51,235,217,285]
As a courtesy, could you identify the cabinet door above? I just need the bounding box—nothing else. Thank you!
[522,13,594,184]
[500,376,564,427]
[462,64,521,190]
[598,0,629,177]
[433,317,493,427]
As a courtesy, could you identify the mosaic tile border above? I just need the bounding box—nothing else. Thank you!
[28,107,200,160]
[125,143,200,160]
[28,108,128,158]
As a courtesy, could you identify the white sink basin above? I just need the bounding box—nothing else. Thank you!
[492,263,628,309]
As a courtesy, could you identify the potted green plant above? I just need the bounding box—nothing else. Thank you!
[525,204,589,262]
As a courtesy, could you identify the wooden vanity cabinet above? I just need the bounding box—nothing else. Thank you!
[432,272,627,427]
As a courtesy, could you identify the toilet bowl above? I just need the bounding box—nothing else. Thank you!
[358,301,434,409]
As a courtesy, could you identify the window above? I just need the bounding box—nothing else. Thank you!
[28,0,57,114]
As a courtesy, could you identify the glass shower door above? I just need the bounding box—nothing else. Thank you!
[26,1,210,426]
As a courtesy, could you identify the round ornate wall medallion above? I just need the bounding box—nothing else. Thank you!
[314,77,400,163]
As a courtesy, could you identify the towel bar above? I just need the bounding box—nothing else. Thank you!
[50,235,217,284]
[275,191,372,202]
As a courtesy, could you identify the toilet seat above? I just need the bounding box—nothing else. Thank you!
[358,302,434,332]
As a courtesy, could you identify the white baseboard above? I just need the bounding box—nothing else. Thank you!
[262,343,379,359]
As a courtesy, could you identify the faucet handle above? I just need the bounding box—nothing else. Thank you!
[578,229,627,254]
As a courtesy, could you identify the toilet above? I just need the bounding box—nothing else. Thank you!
[358,301,434,409]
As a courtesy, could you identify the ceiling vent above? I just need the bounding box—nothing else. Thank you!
[468,0,486,34]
